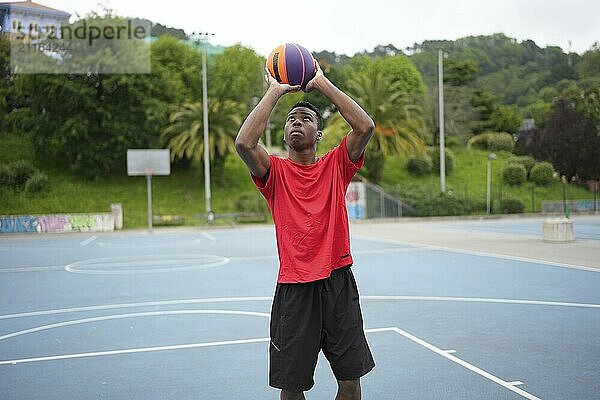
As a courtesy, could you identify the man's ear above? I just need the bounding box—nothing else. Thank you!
[316,131,323,141]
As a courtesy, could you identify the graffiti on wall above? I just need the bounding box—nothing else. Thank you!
[346,182,366,220]
[0,214,114,234]
[542,200,600,214]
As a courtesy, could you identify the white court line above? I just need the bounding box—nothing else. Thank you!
[354,234,600,273]
[0,247,424,274]
[64,254,229,275]
[364,295,600,309]
[79,235,97,247]
[1,295,599,320]
[0,325,543,399]
[0,310,270,341]
[0,328,393,366]
[0,297,273,320]
[390,327,541,400]
[0,266,65,273]
[0,337,271,366]
[201,232,217,241]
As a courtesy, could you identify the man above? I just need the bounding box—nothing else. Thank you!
[235,61,375,400]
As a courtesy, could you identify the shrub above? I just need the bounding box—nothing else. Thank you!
[468,132,514,152]
[530,162,555,185]
[507,156,535,176]
[390,184,428,216]
[24,172,50,193]
[503,163,527,185]
[487,132,514,152]
[467,134,489,150]
[445,136,461,148]
[8,159,36,189]
[426,147,455,175]
[0,165,15,187]
[235,191,268,214]
[391,184,466,216]
[468,199,488,214]
[501,198,525,214]
[432,191,465,216]
[406,154,433,176]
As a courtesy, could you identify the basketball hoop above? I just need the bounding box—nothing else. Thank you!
[126,149,171,233]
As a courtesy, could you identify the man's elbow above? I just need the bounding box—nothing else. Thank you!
[235,138,251,154]
[356,118,375,137]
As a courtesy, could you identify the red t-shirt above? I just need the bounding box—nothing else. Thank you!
[251,135,364,283]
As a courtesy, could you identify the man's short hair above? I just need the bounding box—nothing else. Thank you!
[289,101,323,131]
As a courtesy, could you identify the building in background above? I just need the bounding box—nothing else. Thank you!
[0,0,70,39]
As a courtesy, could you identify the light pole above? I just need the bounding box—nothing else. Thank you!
[192,31,215,223]
[486,153,497,214]
[438,49,446,193]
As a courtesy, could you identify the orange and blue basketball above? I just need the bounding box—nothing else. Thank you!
[267,43,316,89]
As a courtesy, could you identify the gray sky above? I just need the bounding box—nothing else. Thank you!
[19,0,600,56]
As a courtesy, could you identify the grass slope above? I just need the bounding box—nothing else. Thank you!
[381,146,595,213]
[0,135,596,228]
[0,134,261,229]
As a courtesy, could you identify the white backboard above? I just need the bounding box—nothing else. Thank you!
[127,149,171,176]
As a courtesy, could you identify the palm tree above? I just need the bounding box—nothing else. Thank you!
[161,99,244,183]
[325,69,426,183]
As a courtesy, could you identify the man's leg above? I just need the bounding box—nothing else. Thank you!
[335,379,361,400]
[281,390,305,400]
[321,267,374,400]
[270,282,321,394]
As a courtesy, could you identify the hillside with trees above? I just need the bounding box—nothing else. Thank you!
[0,11,598,225]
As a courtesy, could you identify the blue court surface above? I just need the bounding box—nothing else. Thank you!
[1,225,599,399]
[425,216,600,241]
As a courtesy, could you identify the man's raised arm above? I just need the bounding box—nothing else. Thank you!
[235,71,299,183]
[304,63,375,163]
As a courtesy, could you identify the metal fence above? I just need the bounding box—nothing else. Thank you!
[542,200,600,214]
[347,177,414,220]
[384,182,599,217]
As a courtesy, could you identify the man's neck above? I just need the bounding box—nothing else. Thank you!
[288,148,318,165]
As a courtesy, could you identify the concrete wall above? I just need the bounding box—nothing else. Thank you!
[0,213,115,234]
[542,200,599,214]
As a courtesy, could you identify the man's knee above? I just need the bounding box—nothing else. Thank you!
[337,379,360,395]
[281,389,305,400]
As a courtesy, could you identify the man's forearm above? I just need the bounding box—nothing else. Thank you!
[312,77,374,134]
[236,88,281,148]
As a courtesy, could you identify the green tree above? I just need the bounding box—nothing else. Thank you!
[343,56,427,183]
[522,98,600,180]
[425,85,476,146]
[151,35,202,104]
[324,68,426,183]
[209,44,265,109]
[523,101,552,129]
[0,36,11,132]
[409,34,578,114]
[444,59,478,86]
[576,43,600,78]
[563,84,600,133]
[346,54,426,99]
[10,72,167,178]
[470,89,499,134]
[161,100,244,183]
[4,13,199,178]
[491,105,522,134]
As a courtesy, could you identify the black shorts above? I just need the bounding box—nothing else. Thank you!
[269,265,375,392]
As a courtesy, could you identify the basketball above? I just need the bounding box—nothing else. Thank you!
[267,43,316,89]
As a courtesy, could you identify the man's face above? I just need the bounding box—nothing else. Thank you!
[284,107,321,150]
